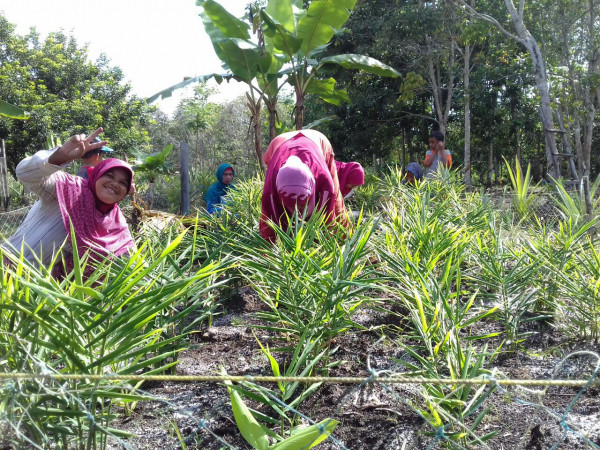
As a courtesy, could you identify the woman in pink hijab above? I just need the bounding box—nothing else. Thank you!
[4,128,135,275]
[260,130,349,242]
[335,161,365,198]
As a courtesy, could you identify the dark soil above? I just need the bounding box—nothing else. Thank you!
[109,287,600,450]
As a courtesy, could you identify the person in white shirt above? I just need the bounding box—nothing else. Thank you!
[2,128,135,273]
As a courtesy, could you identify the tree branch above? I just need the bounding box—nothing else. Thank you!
[453,0,525,45]
[519,0,525,19]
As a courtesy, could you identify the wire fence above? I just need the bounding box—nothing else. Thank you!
[1,349,598,449]
[0,205,31,237]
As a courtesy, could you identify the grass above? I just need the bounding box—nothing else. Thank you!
[2,168,599,448]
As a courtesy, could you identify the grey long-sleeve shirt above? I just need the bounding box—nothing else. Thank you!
[3,149,71,267]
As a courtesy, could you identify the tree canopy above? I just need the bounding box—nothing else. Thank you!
[0,14,154,173]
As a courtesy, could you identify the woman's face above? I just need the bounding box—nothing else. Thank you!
[404,171,416,185]
[95,168,130,204]
[222,169,234,185]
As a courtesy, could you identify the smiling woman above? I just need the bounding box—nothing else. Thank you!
[2,128,135,276]
[93,166,131,206]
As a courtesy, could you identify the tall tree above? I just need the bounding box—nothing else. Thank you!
[0,14,153,173]
[455,0,561,178]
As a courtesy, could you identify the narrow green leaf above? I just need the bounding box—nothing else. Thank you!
[270,419,339,449]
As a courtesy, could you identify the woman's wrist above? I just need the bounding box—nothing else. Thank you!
[48,146,68,166]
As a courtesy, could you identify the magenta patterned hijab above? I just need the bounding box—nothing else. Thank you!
[55,158,135,261]
[276,155,316,216]
[335,161,365,196]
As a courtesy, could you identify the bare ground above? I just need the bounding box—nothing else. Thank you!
[109,287,600,450]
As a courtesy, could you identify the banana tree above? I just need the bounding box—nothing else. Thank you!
[0,100,30,120]
[152,0,401,170]
[197,0,401,146]
[132,144,174,209]
[258,0,401,129]
[197,0,281,173]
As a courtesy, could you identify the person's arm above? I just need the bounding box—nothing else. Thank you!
[205,185,217,214]
[17,128,107,201]
[443,150,452,168]
[16,149,65,201]
[423,150,435,168]
[434,141,452,168]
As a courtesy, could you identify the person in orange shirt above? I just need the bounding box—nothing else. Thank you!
[423,131,452,178]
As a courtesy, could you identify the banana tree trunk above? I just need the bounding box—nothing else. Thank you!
[247,93,266,174]
[295,86,305,130]
[265,97,279,141]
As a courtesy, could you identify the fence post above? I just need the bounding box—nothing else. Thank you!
[180,141,190,216]
[0,139,10,211]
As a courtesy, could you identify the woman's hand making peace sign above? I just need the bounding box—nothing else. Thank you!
[48,128,108,166]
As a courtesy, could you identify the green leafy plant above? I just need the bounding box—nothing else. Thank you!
[237,209,380,368]
[0,225,227,448]
[504,156,538,221]
[551,176,600,225]
[471,224,547,349]
[383,255,499,446]
[222,368,339,449]
[133,144,175,208]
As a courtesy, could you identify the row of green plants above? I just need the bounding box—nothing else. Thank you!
[2,162,599,449]
[205,167,599,448]
[0,226,229,449]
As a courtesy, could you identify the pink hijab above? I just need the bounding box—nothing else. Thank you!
[335,161,365,196]
[260,134,335,239]
[54,158,135,262]
[276,155,316,216]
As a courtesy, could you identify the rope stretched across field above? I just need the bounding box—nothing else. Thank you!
[2,352,598,450]
[1,372,598,387]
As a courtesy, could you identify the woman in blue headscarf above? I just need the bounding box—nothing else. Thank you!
[205,163,234,214]
[403,162,424,185]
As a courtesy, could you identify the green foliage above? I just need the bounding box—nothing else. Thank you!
[237,209,380,364]
[0,15,153,173]
[221,175,264,227]
[552,240,600,340]
[133,144,175,182]
[0,99,30,120]
[197,0,399,131]
[551,176,600,225]
[0,227,227,448]
[3,172,600,447]
[504,157,538,221]
[471,225,546,348]
[224,367,339,450]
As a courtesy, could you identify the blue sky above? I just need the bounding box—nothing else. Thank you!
[0,0,251,113]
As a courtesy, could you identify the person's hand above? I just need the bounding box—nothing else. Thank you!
[436,141,445,154]
[48,128,107,166]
